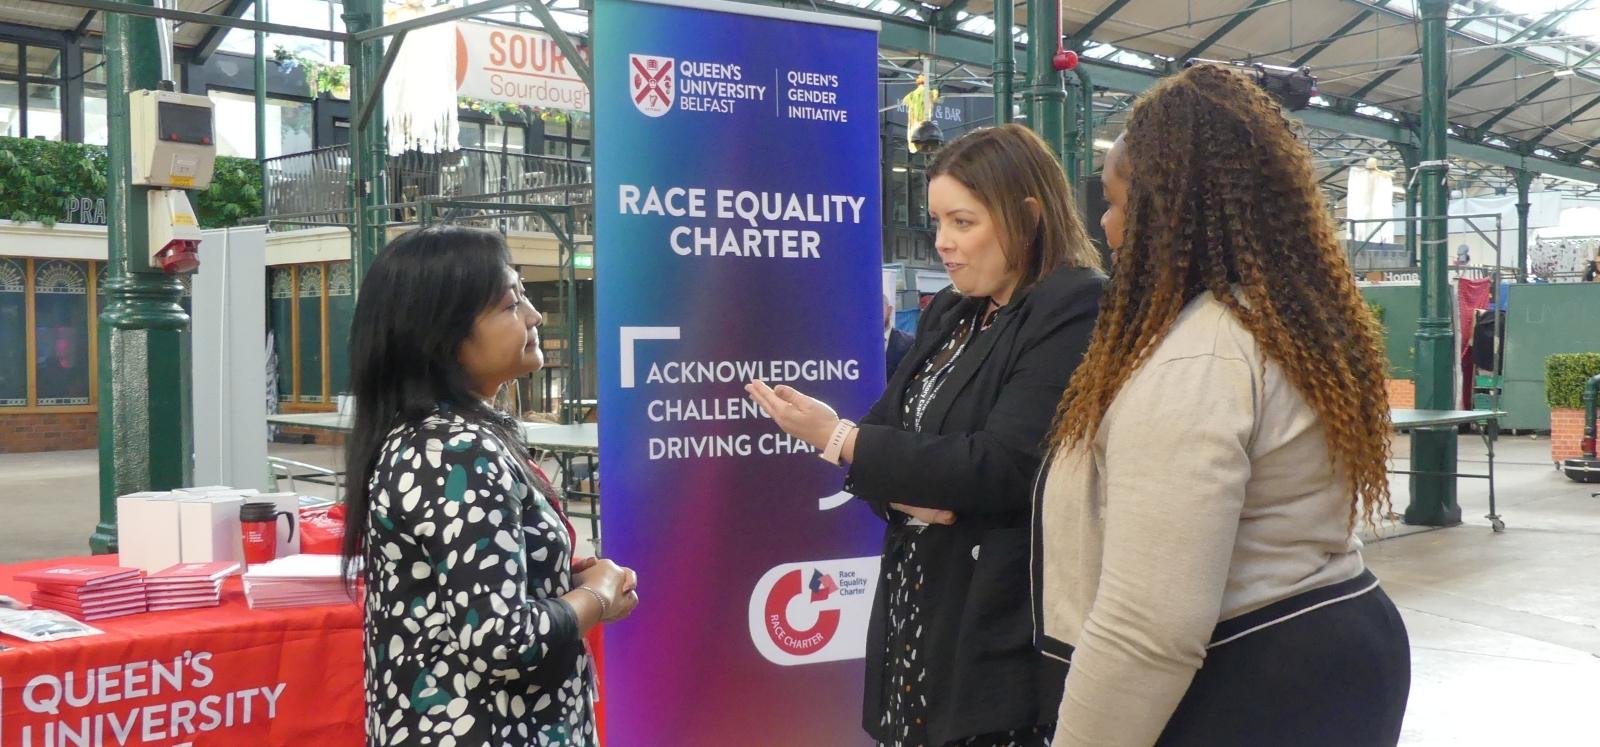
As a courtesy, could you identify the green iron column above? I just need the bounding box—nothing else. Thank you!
[993,0,1013,124]
[1407,0,1461,527]
[255,0,266,164]
[1512,168,1533,281]
[1062,84,1079,181]
[1075,66,1095,182]
[1023,0,1065,158]
[344,0,387,285]
[92,0,194,553]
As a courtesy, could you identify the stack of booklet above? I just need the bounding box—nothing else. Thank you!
[241,554,351,609]
[144,562,241,611]
[17,565,147,621]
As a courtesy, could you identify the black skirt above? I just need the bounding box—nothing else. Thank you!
[1156,571,1411,747]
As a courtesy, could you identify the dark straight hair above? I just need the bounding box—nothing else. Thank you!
[339,225,547,586]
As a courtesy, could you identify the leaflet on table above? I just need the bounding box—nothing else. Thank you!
[0,607,103,642]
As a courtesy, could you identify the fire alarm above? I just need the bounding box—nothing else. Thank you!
[1053,49,1079,72]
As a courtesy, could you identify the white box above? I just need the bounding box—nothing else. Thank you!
[178,487,259,497]
[178,495,245,564]
[247,493,303,557]
[116,492,184,572]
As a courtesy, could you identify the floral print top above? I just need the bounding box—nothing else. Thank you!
[362,410,596,746]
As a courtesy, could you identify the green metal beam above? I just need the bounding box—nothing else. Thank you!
[1408,0,1461,527]
[345,0,387,288]
[519,1,592,89]
[43,0,347,42]
[1476,47,1600,132]
[1528,92,1600,145]
[1349,14,1476,101]
[750,0,1600,184]
[993,0,1013,124]
[1446,0,1589,99]
[1180,0,1274,61]
[357,30,407,130]
[934,0,971,30]
[1291,1,1390,68]
[1067,0,1135,47]
[192,0,253,64]
[1024,0,1065,158]
[1513,167,1533,279]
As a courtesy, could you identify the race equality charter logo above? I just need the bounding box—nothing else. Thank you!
[629,54,675,117]
[748,556,879,666]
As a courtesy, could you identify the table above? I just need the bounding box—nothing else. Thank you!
[1390,408,1506,532]
[0,555,363,746]
[266,415,603,550]
[524,425,601,551]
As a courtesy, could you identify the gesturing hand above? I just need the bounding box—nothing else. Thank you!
[744,378,840,450]
[890,503,956,525]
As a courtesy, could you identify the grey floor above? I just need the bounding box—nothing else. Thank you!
[1,434,1596,745]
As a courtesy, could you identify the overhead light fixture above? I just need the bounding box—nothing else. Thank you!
[910,118,945,154]
[891,166,908,173]
[1092,139,1116,151]
[1555,68,1577,78]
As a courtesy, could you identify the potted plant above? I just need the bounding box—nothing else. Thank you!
[1545,352,1600,464]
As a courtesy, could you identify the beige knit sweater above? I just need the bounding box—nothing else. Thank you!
[1035,291,1367,747]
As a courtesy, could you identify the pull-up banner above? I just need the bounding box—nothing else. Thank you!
[593,0,882,743]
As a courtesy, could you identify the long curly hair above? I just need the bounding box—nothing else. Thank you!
[1051,64,1392,529]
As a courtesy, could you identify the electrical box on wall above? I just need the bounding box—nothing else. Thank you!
[129,89,216,189]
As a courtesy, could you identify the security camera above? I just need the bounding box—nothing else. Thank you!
[1185,58,1319,111]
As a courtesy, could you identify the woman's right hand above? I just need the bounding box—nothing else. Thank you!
[576,559,639,623]
[890,502,956,525]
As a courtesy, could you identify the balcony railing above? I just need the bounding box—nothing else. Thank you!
[263,146,594,236]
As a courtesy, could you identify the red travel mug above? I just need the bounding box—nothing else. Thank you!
[240,501,296,566]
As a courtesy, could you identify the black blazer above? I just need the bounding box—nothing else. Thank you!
[885,328,916,382]
[844,264,1105,743]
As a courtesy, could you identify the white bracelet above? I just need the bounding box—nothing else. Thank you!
[576,585,609,620]
[820,420,856,465]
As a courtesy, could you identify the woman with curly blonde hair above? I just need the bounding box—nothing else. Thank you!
[1030,64,1410,746]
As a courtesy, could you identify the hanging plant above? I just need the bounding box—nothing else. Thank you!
[274,46,349,98]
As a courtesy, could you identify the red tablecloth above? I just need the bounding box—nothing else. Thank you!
[0,555,607,746]
[0,555,363,746]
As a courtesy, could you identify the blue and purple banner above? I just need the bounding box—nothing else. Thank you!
[593,0,883,743]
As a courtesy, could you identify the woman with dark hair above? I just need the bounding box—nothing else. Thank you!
[1034,64,1410,746]
[341,225,637,747]
[749,124,1105,746]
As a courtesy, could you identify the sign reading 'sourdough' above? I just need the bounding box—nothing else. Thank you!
[454,21,590,112]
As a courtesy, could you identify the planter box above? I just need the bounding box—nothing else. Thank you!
[1551,407,1586,464]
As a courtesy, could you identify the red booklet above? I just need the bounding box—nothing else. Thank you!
[148,598,222,612]
[32,590,146,611]
[146,562,240,585]
[31,580,147,602]
[146,583,221,598]
[15,565,142,588]
[32,596,148,619]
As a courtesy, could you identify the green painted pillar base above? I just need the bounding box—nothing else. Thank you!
[92,0,194,554]
[1405,428,1462,526]
[1405,321,1459,526]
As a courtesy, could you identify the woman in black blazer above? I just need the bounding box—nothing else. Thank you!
[749,125,1105,746]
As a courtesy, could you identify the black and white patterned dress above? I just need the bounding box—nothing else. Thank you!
[361,410,597,747]
[881,306,1053,747]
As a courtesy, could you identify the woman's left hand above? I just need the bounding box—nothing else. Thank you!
[745,379,840,450]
